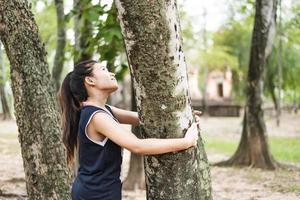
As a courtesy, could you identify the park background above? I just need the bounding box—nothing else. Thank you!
[0,0,299,199]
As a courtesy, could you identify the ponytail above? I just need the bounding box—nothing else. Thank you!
[59,60,96,166]
[59,72,81,166]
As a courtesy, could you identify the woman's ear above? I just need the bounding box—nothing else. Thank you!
[85,76,95,86]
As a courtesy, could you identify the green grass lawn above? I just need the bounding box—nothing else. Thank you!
[203,135,300,164]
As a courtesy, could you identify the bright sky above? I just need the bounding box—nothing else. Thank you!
[178,0,230,32]
[63,0,228,32]
[36,0,296,38]
[34,0,234,33]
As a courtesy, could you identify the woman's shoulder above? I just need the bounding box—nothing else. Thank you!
[81,105,118,122]
[80,106,103,123]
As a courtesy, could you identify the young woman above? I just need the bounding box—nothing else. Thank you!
[59,60,200,200]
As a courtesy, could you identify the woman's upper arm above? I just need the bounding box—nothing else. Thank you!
[109,106,139,125]
[91,112,140,152]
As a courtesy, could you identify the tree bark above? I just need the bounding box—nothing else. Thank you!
[115,0,212,199]
[52,0,66,91]
[0,1,72,199]
[0,41,12,120]
[73,0,93,64]
[216,0,278,169]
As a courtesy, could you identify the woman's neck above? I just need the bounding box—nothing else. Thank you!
[84,94,109,109]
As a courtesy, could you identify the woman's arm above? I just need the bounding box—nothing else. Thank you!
[110,106,139,126]
[91,112,199,155]
[110,106,202,128]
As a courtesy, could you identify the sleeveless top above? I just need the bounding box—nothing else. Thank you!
[72,105,122,200]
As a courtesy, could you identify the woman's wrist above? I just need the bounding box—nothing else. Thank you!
[182,137,192,149]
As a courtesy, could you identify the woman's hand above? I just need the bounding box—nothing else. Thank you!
[184,122,200,148]
[193,110,202,129]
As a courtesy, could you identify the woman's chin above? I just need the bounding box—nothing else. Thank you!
[109,85,118,93]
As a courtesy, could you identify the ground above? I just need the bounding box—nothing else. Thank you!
[0,113,299,200]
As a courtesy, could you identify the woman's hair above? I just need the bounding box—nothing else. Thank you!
[59,60,97,166]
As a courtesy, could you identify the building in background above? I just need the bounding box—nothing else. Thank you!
[188,67,241,117]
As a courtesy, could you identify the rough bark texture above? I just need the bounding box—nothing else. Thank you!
[115,0,212,199]
[73,0,93,63]
[0,1,72,199]
[52,0,66,91]
[216,0,278,169]
[0,42,12,120]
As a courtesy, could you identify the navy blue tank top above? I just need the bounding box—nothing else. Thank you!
[71,105,122,200]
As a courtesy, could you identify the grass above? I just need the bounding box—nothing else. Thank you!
[285,184,300,193]
[202,135,300,164]
[269,137,300,164]
[202,136,238,156]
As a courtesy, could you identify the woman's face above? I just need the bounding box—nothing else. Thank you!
[87,63,118,92]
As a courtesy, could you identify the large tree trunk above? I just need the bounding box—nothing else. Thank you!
[115,1,212,199]
[123,82,145,190]
[0,1,72,199]
[217,0,278,169]
[52,0,66,91]
[0,42,12,120]
[73,0,93,63]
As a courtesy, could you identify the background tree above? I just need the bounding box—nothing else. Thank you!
[0,41,12,120]
[123,84,145,190]
[33,1,57,61]
[115,0,212,199]
[217,0,279,169]
[73,0,94,63]
[0,0,72,199]
[212,9,253,102]
[265,3,300,112]
[51,0,66,91]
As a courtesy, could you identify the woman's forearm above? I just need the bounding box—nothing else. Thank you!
[132,112,139,126]
[133,138,190,155]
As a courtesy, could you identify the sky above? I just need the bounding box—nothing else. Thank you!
[178,0,230,32]
[37,0,297,33]
[36,0,296,44]
[63,0,229,32]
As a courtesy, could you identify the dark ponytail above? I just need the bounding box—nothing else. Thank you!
[59,60,97,166]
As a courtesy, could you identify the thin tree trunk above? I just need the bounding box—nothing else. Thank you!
[202,68,208,114]
[115,1,212,199]
[216,0,279,169]
[0,1,72,199]
[269,79,279,112]
[266,59,279,115]
[276,0,283,126]
[0,42,12,120]
[123,81,145,190]
[74,0,93,64]
[123,126,145,190]
[52,0,66,91]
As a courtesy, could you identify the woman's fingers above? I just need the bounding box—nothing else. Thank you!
[193,110,202,125]
[193,110,202,116]
[196,121,201,130]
